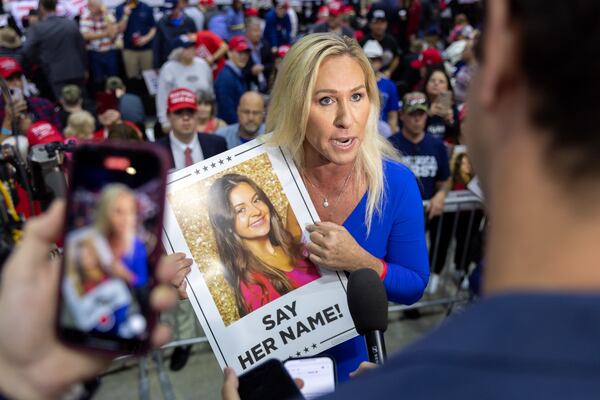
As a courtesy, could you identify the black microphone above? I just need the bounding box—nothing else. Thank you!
[347,268,388,364]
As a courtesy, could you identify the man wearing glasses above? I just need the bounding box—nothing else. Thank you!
[216,91,265,150]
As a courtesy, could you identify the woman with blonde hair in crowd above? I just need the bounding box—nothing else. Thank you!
[64,110,96,142]
[265,32,429,380]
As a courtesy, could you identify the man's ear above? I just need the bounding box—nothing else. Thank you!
[479,0,520,110]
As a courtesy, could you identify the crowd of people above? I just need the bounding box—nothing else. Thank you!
[3,0,600,398]
[0,0,491,397]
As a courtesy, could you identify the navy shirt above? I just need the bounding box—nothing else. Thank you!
[116,1,156,50]
[324,293,600,400]
[389,133,450,200]
[377,77,399,125]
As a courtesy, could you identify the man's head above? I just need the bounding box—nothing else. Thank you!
[363,40,384,72]
[167,88,198,139]
[0,57,23,91]
[465,0,600,203]
[87,0,103,14]
[327,2,343,29]
[105,76,126,97]
[400,92,428,137]
[245,17,262,45]
[39,0,57,13]
[173,35,196,64]
[275,0,288,18]
[237,91,265,137]
[61,85,82,108]
[228,36,250,69]
[370,9,387,38]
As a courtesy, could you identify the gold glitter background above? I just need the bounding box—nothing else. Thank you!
[168,153,292,326]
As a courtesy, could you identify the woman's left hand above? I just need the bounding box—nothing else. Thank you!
[306,222,382,273]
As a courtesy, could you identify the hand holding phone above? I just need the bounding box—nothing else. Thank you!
[237,359,303,400]
[0,200,178,399]
[285,357,336,400]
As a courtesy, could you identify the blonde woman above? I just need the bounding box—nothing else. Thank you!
[266,33,429,380]
[94,184,148,288]
[64,111,96,141]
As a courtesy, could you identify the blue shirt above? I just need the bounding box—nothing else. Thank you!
[323,160,429,381]
[215,62,250,124]
[215,123,265,149]
[389,133,450,200]
[324,293,600,399]
[263,9,292,47]
[116,1,156,50]
[377,77,399,124]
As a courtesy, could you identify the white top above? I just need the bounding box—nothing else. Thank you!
[169,131,204,170]
[156,57,214,128]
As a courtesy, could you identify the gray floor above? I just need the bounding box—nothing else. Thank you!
[94,302,455,400]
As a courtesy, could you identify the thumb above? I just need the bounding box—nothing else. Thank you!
[21,200,65,259]
[221,367,241,400]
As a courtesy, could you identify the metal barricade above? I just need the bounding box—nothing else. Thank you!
[110,190,486,399]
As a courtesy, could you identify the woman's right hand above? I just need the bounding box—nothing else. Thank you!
[164,252,193,299]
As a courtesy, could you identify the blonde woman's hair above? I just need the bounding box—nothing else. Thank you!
[94,183,136,249]
[267,33,400,233]
[64,110,95,140]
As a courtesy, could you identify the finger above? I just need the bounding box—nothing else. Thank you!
[306,242,327,259]
[294,378,304,390]
[178,279,189,299]
[173,266,192,287]
[151,322,172,348]
[308,252,325,266]
[308,231,327,247]
[23,199,65,249]
[314,221,342,230]
[150,284,178,312]
[222,367,241,400]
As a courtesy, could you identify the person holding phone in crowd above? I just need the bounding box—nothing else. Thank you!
[423,67,459,143]
[208,174,320,316]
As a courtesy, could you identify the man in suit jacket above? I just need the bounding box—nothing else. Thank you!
[156,87,226,170]
[19,0,86,101]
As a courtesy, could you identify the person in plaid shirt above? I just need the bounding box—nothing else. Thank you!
[0,57,61,142]
[80,0,120,92]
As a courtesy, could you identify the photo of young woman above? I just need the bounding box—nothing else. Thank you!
[208,173,320,317]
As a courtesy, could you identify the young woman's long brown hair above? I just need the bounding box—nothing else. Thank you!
[208,174,303,316]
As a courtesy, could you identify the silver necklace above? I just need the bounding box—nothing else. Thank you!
[303,168,354,208]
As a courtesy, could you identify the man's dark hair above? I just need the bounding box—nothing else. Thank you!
[504,1,600,181]
[39,0,57,12]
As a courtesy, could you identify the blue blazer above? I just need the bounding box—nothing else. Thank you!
[156,132,227,169]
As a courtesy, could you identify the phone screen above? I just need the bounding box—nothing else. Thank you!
[58,143,167,354]
[284,357,336,399]
[238,359,303,400]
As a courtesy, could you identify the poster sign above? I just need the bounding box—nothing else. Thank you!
[163,136,356,373]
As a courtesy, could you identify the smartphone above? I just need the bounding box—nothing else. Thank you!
[57,142,169,354]
[238,359,303,400]
[284,356,336,400]
[436,91,453,110]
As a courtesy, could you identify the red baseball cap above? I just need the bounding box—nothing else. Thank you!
[328,1,343,16]
[245,7,259,17]
[410,48,444,69]
[167,88,197,113]
[199,0,214,6]
[277,45,291,58]
[229,35,250,52]
[0,57,22,78]
[27,121,63,146]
